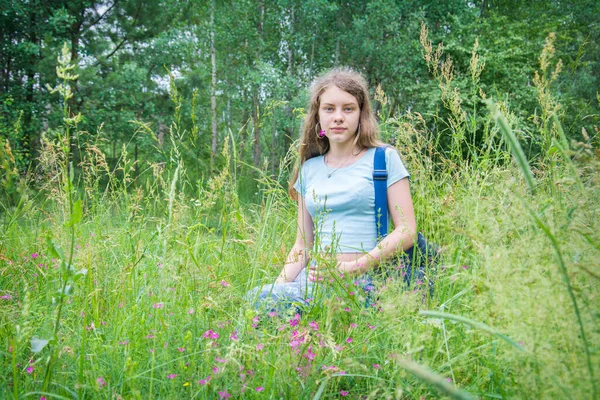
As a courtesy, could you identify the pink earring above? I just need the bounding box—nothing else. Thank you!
[316,123,326,139]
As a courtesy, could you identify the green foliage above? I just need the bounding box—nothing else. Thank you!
[1,2,599,398]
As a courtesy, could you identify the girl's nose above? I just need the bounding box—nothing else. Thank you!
[333,108,344,122]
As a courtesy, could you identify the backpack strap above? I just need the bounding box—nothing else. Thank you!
[373,146,388,240]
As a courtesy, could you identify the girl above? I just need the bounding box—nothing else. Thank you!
[247,68,417,309]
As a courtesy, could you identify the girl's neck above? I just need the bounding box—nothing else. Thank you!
[327,141,359,160]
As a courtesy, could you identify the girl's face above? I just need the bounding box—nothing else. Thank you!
[318,85,361,146]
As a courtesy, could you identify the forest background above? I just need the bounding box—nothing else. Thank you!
[1,0,600,399]
[2,0,599,188]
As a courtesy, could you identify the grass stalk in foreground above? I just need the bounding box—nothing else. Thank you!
[488,101,536,194]
[391,355,476,400]
[522,199,597,399]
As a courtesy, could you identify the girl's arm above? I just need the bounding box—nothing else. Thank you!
[275,195,314,283]
[341,177,416,275]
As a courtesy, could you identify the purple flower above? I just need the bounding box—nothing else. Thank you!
[1,294,12,300]
[166,373,177,379]
[256,343,264,351]
[219,391,231,399]
[346,337,353,343]
[177,347,185,352]
[198,376,211,385]
[230,331,238,341]
[373,363,380,369]
[202,329,219,339]
[289,314,300,327]
[219,280,230,287]
[152,303,164,309]
[309,321,319,331]
[340,390,349,396]
[26,366,34,374]
[256,386,265,392]
[31,253,39,259]
[97,376,107,388]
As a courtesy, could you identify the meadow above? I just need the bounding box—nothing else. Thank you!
[1,36,599,399]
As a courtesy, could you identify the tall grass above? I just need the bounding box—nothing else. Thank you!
[0,33,598,400]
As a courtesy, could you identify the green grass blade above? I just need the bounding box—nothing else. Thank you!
[419,310,524,351]
[488,102,536,193]
[391,355,476,400]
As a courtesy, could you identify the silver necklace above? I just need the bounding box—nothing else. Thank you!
[325,151,357,178]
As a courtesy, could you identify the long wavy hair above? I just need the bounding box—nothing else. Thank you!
[289,67,383,199]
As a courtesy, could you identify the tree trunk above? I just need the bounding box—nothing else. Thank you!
[23,9,39,165]
[252,95,260,167]
[271,108,276,174]
[210,0,218,169]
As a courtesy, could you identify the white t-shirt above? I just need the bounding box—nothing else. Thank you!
[294,147,409,253]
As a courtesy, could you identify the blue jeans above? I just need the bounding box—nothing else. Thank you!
[245,234,439,312]
[245,266,378,312]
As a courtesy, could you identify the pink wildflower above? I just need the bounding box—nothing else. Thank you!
[304,346,316,361]
[350,323,357,328]
[198,376,211,385]
[97,376,107,388]
[219,280,230,287]
[309,321,319,331]
[177,347,185,352]
[267,311,277,318]
[343,307,351,312]
[462,265,468,269]
[230,331,238,341]
[346,337,353,343]
[31,253,39,259]
[373,363,380,369]
[215,357,227,363]
[152,303,164,309]
[1,294,11,300]
[219,391,231,399]
[26,366,33,374]
[119,340,129,345]
[256,343,264,351]
[341,390,349,396]
[289,313,300,327]
[166,373,177,379]
[256,386,265,392]
[202,329,219,339]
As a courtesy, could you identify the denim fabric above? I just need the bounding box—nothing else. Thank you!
[245,234,440,312]
[245,268,315,311]
[245,266,379,311]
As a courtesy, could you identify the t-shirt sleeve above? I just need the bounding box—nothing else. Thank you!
[385,147,410,187]
[293,165,305,195]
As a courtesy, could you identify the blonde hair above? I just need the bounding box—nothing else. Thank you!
[289,67,383,199]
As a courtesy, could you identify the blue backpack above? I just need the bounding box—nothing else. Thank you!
[373,146,439,289]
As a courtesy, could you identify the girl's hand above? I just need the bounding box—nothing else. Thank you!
[308,261,324,282]
[337,260,362,275]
